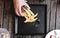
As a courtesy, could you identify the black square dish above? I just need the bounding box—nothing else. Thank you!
[14,4,47,35]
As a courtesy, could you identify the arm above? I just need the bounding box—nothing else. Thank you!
[13,0,30,16]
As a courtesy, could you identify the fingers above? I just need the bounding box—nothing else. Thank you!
[15,10,21,16]
[19,6,23,16]
[25,3,30,9]
[15,7,24,16]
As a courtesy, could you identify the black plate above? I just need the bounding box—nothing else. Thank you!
[14,4,47,35]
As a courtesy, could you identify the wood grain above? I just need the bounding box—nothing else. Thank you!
[1,0,60,38]
[0,0,3,28]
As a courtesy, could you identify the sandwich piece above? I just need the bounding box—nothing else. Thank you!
[22,6,38,23]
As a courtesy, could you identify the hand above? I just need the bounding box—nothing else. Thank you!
[13,0,30,16]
